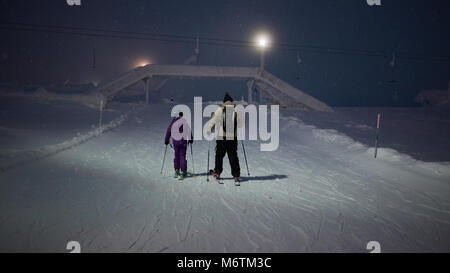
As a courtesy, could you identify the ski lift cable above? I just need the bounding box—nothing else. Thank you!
[1,22,448,62]
[1,21,450,62]
[2,21,438,60]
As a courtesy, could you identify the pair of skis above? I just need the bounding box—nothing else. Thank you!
[162,140,250,184]
[207,169,241,186]
[206,140,250,184]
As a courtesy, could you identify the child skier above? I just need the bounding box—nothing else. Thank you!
[165,112,193,180]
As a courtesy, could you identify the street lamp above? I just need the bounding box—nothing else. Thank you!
[256,35,269,70]
[258,37,268,48]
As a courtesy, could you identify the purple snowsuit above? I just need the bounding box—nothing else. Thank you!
[165,117,192,173]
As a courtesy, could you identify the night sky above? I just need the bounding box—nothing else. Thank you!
[1,0,449,106]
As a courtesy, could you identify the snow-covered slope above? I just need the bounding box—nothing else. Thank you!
[0,98,449,253]
[292,107,450,162]
[0,96,135,171]
[0,86,105,109]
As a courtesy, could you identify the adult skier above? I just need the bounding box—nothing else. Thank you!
[165,112,193,180]
[207,93,244,186]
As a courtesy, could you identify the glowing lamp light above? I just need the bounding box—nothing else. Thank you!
[137,62,149,67]
[254,33,270,70]
[257,37,268,48]
[135,59,151,68]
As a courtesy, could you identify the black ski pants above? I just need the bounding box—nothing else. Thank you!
[214,140,240,178]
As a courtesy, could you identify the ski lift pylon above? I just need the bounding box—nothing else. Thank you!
[92,39,96,69]
[390,52,396,82]
[296,51,302,80]
[195,36,200,65]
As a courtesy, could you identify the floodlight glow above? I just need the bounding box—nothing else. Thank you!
[137,62,149,67]
[257,36,268,48]
[135,59,151,68]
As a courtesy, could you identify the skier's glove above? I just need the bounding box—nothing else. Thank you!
[189,140,193,144]
[165,140,169,145]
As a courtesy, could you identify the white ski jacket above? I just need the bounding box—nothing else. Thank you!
[207,101,245,140]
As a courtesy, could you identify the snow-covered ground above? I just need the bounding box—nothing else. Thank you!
[0,96,133,171]
[293,106,450,162]
[0,96,449,253]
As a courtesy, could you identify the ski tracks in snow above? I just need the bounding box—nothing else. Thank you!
[2,106,449,252]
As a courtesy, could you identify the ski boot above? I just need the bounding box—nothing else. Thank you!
[179,171,188,181]
[234,177,241,186]
[174,169,180,178]
[214,172,224,184]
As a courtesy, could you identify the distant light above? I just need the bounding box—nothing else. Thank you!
[134,59,152,68]
[258,37,268,48]
[137,62,149,67]
[254,33,270,49]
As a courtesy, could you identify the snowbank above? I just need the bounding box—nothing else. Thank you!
[0,104,144,173]
[282,113,450,177]
[366,147,450,177]
[0,87,106,109]
[312,129,367,151]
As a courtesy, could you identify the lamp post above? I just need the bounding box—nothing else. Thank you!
[260,48,265,70]
[257,36,268,70]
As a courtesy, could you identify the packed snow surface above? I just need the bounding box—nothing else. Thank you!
[0,97,449,252]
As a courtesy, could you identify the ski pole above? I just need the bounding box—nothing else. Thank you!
[160,144,168,174]
[241,140,250,176]
[207,141,211,182]
[374,113,381,158]
[190,143,195,178]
